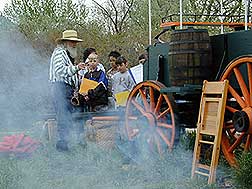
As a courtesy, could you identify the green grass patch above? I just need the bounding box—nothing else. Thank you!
[0,127,232,188]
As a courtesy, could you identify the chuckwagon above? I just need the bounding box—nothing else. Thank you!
[123,18,252,167]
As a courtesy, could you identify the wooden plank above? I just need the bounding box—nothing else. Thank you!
[197,163,210,171]
[199,140,214,145]
[204,115,218,122]
[195,171,210,177]
[200,130,217,136]
[203,82,227,94]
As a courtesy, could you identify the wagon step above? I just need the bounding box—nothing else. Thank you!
[197,163,210,171]
[199,140,214,145]
[194,170,210,177]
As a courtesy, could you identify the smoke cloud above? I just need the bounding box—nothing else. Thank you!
[0,27,51,130]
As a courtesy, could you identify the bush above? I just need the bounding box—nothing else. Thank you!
[180,129,196,151]
[233,150,252,188]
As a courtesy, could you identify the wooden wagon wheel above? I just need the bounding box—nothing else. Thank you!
[125,80,179,155]
[220,56,252,166]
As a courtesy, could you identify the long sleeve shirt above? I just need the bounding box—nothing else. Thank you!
[49,45,79,88]
[111,70,135,95]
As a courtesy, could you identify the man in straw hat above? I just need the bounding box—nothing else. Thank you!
[49,30,86,152]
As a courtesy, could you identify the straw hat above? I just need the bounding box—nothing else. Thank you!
[56,30,83,42]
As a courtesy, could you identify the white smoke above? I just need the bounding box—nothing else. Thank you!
[0,28,51,129]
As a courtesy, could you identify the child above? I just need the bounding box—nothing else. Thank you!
[112,56,137,165]
[80,52,108,111]
[112,56,136,107]
[107,51,121,96]
[79,48,105,80]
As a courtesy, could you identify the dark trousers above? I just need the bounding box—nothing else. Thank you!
[115,107,137,163]
[52,82,83,142]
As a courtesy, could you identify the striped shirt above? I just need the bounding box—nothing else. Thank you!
[49,45,79,88]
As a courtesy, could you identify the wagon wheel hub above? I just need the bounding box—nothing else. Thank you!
[232,110,249,132]
[143,112,157,128]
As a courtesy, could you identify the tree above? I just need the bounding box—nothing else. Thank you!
[85,0,180,65]
[3,0,89,55]
[182,0,250,34]
[2,0,251,64]
[90,0,134,34]
[83,0,145,65]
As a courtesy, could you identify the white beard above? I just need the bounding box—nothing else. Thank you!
[66,45,77,59]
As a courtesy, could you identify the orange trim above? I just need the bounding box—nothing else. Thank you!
[160,21,252,28]
[92,116,120,121]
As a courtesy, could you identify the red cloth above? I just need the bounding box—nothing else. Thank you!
[0,133,40,155]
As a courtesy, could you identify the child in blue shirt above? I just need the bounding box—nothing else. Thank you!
[81,52,108,111]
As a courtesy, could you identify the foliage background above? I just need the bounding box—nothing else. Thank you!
[0,0,250,68]
[0,1,250,188]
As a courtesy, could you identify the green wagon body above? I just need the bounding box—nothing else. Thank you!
[143,28,252,128]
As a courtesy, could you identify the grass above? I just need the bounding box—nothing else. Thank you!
[0,123,233,189]
[0,157,22,189]
[0,143,223,188]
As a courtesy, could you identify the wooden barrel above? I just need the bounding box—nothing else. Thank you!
[168,28,212,86]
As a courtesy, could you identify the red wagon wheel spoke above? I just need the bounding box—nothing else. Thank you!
[157,122,173,129]
[226,105,238,113]
[248,63,252,106]
[125,80,178,155]
[131,99,146,115]
[156,127,172,148]
[245,134,252,151]
[139,88,149,111]
[157,108,171,119]
[233,67,250,105]
[228,85,246,108]
[154,95,163,114]
[223,122,233,130]
[154,134,164,155]
[220,56,252,166]
[227,132,246,153]
[149,87,155,111]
